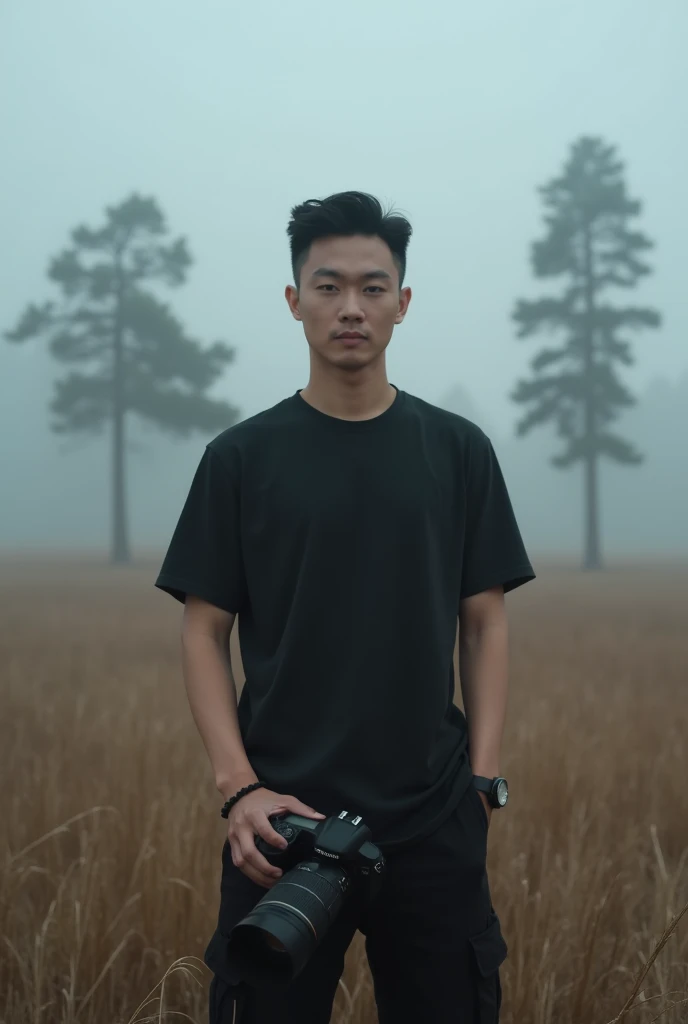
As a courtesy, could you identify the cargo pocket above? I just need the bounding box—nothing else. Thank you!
[468,911,508,1022]
[208,970,248,1023]
[205,927,242,987]
[206,842,258,987]
[205,929,250,1022]
[204,841,265,1021]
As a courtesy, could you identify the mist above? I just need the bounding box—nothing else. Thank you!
[2,0,687,562]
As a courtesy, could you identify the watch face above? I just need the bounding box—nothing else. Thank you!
[496,779,509,806]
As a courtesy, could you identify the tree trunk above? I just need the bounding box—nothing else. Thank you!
[582,223,602,571]
[111,265,130,565]
[111,389,129,564]
[583,452,601,570]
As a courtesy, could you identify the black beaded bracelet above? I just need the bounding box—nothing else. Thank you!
[220,781,265,819]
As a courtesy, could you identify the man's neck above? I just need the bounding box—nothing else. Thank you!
[299,372,397,422]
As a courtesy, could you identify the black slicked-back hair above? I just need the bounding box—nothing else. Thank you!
[287,191,412,287]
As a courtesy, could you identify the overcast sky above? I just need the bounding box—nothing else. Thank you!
[3,0,686,440]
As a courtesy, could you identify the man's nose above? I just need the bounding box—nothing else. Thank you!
[338,291,365,320]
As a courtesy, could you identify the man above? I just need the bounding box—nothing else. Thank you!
[155,190,535,1023]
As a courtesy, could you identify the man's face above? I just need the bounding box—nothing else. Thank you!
[285,234,412,372]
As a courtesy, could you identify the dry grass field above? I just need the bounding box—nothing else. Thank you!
[1,557,687,1024]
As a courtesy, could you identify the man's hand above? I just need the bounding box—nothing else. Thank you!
[227,788,326,889]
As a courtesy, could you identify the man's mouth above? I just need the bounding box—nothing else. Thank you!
[335,331,367,345]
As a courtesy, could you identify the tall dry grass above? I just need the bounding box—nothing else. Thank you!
[1,557,687,1023]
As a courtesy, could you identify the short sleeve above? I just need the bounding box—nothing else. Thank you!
[460,431,535,600]
[154,444,247,614]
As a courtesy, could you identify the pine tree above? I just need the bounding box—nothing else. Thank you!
[6,194,239,564]
[511,137,660,569]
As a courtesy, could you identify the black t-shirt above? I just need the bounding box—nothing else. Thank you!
[155,387,534,850]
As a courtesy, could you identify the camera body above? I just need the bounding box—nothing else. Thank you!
[256,809,385,904]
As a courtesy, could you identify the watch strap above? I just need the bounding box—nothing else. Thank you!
[472,775,494,794]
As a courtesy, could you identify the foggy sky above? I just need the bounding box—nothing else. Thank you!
[2,1,687,557]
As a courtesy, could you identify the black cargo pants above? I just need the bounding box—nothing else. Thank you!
[204,782,507,1023]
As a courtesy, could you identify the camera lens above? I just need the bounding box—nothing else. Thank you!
[227,860,349,986]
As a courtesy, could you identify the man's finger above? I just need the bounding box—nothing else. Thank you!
[238,828,283,880]
[229,836,242,869]
[242,862,278,890]
[231,834,280,888]
[253,813,289,851]
[282,796,326,819]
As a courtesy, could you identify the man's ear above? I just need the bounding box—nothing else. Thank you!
[285,284,302,321]
[394,286,412,325]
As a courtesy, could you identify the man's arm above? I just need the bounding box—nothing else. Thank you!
[181,595,258,800]
[458,586,509,814]
[180,594,326,888]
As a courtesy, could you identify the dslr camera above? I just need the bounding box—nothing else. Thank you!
[226,809,385,987]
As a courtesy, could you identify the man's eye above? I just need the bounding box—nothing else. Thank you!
[365,286,384,293]
[317,284,337,291]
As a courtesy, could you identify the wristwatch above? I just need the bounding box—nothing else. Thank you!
[472,775,509,809]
